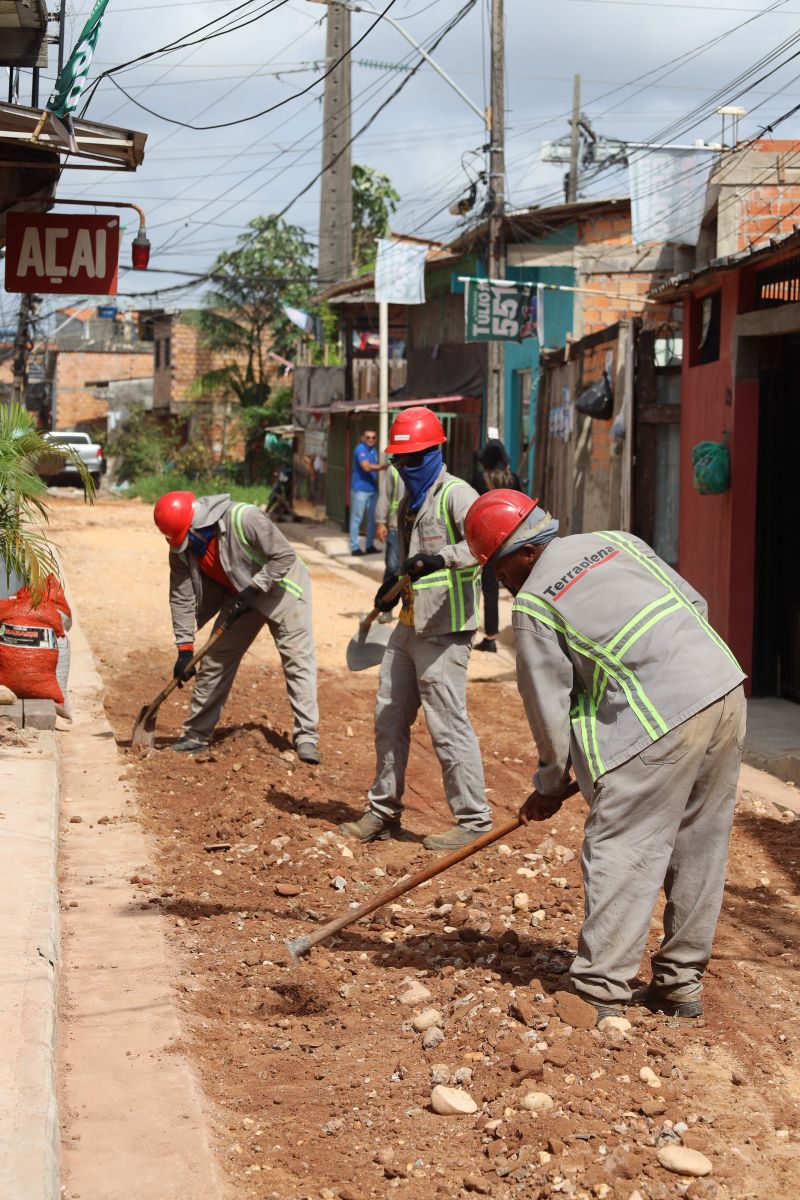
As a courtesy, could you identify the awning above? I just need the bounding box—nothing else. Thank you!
[0,103,147,170]
[295,394,477,416]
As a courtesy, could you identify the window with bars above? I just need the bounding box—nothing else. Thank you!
[755,255,800,309]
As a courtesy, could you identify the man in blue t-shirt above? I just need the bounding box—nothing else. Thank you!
[349,428,385,555]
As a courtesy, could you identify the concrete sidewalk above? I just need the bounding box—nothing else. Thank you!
[0,730,60,1200]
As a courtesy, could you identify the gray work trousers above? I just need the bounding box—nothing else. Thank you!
[368,623,491,832]
[184,597,319,747]
[569,685,745,1004]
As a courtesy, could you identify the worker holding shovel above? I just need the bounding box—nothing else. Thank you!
[152,491,320,763]
[463,489,746,1023]
[340,407,492,852]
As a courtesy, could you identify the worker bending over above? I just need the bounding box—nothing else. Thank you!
[464,489,745,1021]
[341,407,492,852]
[153,491,320,764]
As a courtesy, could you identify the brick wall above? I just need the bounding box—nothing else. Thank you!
[152,313,267,411]
[576,209,678,337]
[737,186,800,251]
[54,349,153,430]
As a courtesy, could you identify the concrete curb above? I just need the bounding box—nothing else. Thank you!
[0,731,60,1200]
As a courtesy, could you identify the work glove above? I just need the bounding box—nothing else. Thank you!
[173,646,196,687]
[402,552,445,581]
[225,584,261,626]
[374,575,401,613]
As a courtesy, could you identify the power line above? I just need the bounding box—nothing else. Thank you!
[103,0,401,131]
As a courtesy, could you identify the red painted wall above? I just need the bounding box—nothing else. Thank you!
[677,270,757,682]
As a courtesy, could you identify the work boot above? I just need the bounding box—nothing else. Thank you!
[296,740,321,765]
[631,985,703,1018]
[474,637,498,653]
[571,988,625,1023]
[422,825,488,852]
[170,735,207,754]
[340,811,402,842]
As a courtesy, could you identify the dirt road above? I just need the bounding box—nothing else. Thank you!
[51,496,799,1200]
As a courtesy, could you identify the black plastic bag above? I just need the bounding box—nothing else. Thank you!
[575,371,613,420]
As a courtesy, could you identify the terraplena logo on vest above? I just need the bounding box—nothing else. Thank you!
[544,546,618,600]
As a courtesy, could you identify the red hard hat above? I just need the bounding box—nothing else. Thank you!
[465,489,538,566]
[153,490,196,550]
[385,406,446,455]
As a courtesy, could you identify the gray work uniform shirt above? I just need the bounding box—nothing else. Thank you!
[511,530,745,794]
[396,467,481,638]
[168,493,309,645]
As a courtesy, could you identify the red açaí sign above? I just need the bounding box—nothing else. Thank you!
[4,212,120,295]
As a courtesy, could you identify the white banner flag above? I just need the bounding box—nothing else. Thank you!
[374,238,427,305]
[628,147,715,247]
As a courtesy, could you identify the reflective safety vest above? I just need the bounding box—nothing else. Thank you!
[230,502,304,600]
[387,466,401,521]
[397,468,481,638]
[511,529,744,781]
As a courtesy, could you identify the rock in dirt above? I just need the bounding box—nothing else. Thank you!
[511,1051,544,1079]
[513,892,530,912]
[639,1065,661,1089]
[430,1064,450,1085]
[399,980,432,1006]
[0,684,17,704]
[554,990,597,1030]
[598,1015,632,1034]
[464,1175,493,1194]
[430,1085,478,1115]
[423,1026,445,1050]
[508,996,538,1027]
[657,1146,713,1177]
[331,875,347,890]
[69,815,83,824]
[641,1099,667,1117]
[520,1092,554,1113]
[275,882,303,897]
[412,1008,443,1032]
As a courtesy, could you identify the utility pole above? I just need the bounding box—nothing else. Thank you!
[486,0,505,437]
[317,2,353,288]
[12,294,40,409]
[567,73,581,203]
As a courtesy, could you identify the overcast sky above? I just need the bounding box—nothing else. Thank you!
[16,0,800,308]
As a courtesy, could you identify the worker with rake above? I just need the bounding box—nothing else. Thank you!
[464,489,745,1022]
[341,407,492,852]
[153,490,320,764]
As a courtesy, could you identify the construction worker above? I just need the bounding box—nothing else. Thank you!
[340,407,492,852]
[153,491,320,764]
[374,462,404,623]
[464,490,746,1022]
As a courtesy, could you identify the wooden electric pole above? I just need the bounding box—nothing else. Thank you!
[486,0,505,437]
[12,294,40,409]
[317,2,353,288]
[567,73,581,203]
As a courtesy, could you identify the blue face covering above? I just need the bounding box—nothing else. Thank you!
[187,525,216,555]
[397,447,443,512]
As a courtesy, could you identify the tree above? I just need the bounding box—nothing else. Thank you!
[0,403,93,598]
[187,213,316,412]
[352,163,400,273]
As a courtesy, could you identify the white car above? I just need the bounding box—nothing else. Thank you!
[40,431,105,485]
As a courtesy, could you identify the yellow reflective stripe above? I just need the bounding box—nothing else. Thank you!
[601,531,741,670]
[231,503,303,599]
[513,594,667,740]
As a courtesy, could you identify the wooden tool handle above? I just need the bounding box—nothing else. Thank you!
[147,623,229,710]
[294,815,523,957]
[360,572,409,633]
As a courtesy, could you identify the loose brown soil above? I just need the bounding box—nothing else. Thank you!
[52,497,800,1200]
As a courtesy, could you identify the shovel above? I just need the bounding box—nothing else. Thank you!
[130,622,229,748]
[285,782,579,962]
[345,573,408,672]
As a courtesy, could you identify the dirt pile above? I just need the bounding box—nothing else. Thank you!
[101,653,800,1200]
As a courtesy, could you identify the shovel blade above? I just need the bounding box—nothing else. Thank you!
[131,704,157,748]
[346,622,394,672]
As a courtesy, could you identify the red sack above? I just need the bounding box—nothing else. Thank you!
[0,587,65,704]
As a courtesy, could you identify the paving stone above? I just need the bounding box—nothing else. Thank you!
[3,700,24,729]
[22,699,57,731]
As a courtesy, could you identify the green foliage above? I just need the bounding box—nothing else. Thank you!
[352,163,400,272]
[190,213,316,383]
[127,473,271,506]
[106,407,178,484]
[173,440,217,481]
[0,403,94,599]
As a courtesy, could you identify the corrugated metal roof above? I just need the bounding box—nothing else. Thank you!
[649,224,800,299]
